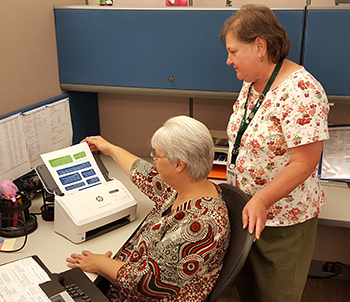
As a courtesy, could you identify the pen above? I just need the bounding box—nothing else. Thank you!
[17,192,25,223]
[8,198,12,228]
[0,199,2,229]
[13,197,18,228]
[17,192,23,204]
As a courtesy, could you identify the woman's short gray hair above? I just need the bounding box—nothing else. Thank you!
[151,116,214,181]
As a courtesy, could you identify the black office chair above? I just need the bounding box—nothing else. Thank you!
[205,183,254,302]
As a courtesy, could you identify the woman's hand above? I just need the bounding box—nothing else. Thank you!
[242,196,269,241]
[241,141,325,241]
[66,250,126,286]
[81,136,138,175]
[81,136,114,156]
[66,250,113,274]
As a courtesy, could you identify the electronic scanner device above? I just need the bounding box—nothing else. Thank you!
[36,145,137,244]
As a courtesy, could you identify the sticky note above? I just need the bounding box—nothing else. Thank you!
[0,238,16,251]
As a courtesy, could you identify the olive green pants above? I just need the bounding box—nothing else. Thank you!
[236,216,318,302]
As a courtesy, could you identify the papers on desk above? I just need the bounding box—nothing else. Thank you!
[40,142,106,196]
[320,125,350,180]
[0,257,51,302]
[0,97,72,183]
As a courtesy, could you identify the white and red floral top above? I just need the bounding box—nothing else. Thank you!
[227,67,329,227]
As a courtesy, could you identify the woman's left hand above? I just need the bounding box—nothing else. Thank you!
[66,250,113,274]
[242,196,269,241]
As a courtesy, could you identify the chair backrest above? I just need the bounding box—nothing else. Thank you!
[206,183,254,302]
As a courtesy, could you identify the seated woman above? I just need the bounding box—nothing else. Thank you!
[66,115,230,302]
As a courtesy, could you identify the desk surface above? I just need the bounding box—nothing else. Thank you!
[211,177,350,228]
[1,155,154,279]
[318,181,350,228]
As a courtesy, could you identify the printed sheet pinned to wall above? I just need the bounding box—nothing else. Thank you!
[0,97,72,183]
[320,125,350,181]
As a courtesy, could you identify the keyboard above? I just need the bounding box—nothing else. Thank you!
[65,284,93,302]
[213,151,228,165]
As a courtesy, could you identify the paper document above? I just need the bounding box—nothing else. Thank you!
[0,97,73,183]
[22,106,53,168]
[49,98,73,150]
[22,98,73,169]
[0,257,51,302]
[0,114,31,182]
[40,142,107,196]
[320,125,350,180]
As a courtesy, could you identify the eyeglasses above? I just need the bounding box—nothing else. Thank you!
[150,150,166,160]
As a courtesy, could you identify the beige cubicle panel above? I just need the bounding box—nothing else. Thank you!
[98,93,189,157]
[328,102,350,125]
[193,97,235,132]
[0,0,86,117]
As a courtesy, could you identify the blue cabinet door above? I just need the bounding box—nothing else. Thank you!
[55,8,303,94]
[304,8,350,96]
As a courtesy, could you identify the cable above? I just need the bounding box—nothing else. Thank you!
[309,261,350,279]
[0,217,28,253]
[322,261,342,278]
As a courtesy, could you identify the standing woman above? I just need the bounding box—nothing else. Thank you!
[220,4,329,302]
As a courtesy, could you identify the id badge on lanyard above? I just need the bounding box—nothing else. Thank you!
[227,147,239,186]
[227,166,236,186]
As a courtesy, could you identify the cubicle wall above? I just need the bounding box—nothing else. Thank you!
[54,7,304,97]
[303,7,350,96]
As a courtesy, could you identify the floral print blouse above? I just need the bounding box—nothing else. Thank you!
[106,158,230,301]
[227,67,329,227]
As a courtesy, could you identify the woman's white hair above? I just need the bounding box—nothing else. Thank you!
[151,116,214,181]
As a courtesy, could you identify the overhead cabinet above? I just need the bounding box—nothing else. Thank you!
[303,7,350,96]
[54,7,303,97]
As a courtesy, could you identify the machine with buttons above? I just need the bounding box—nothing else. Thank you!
[36,155,137,244]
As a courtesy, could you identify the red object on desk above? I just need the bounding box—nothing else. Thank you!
[208,165,227,180]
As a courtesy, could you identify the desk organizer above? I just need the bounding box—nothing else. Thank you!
[0,192,37,237]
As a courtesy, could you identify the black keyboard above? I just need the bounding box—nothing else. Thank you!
[65,284,93,302]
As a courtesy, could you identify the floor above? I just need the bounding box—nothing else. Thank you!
[217,277,350,302]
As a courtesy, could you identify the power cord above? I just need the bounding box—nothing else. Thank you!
[0,217,29,253]
[321,261,342,278]
[310,261,350,279]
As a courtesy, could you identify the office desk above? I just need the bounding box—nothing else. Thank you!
[1,155,154,280]
[318,181,350,228]
[210,176,350,228]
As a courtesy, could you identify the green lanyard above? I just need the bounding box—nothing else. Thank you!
[229,60,283,169]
